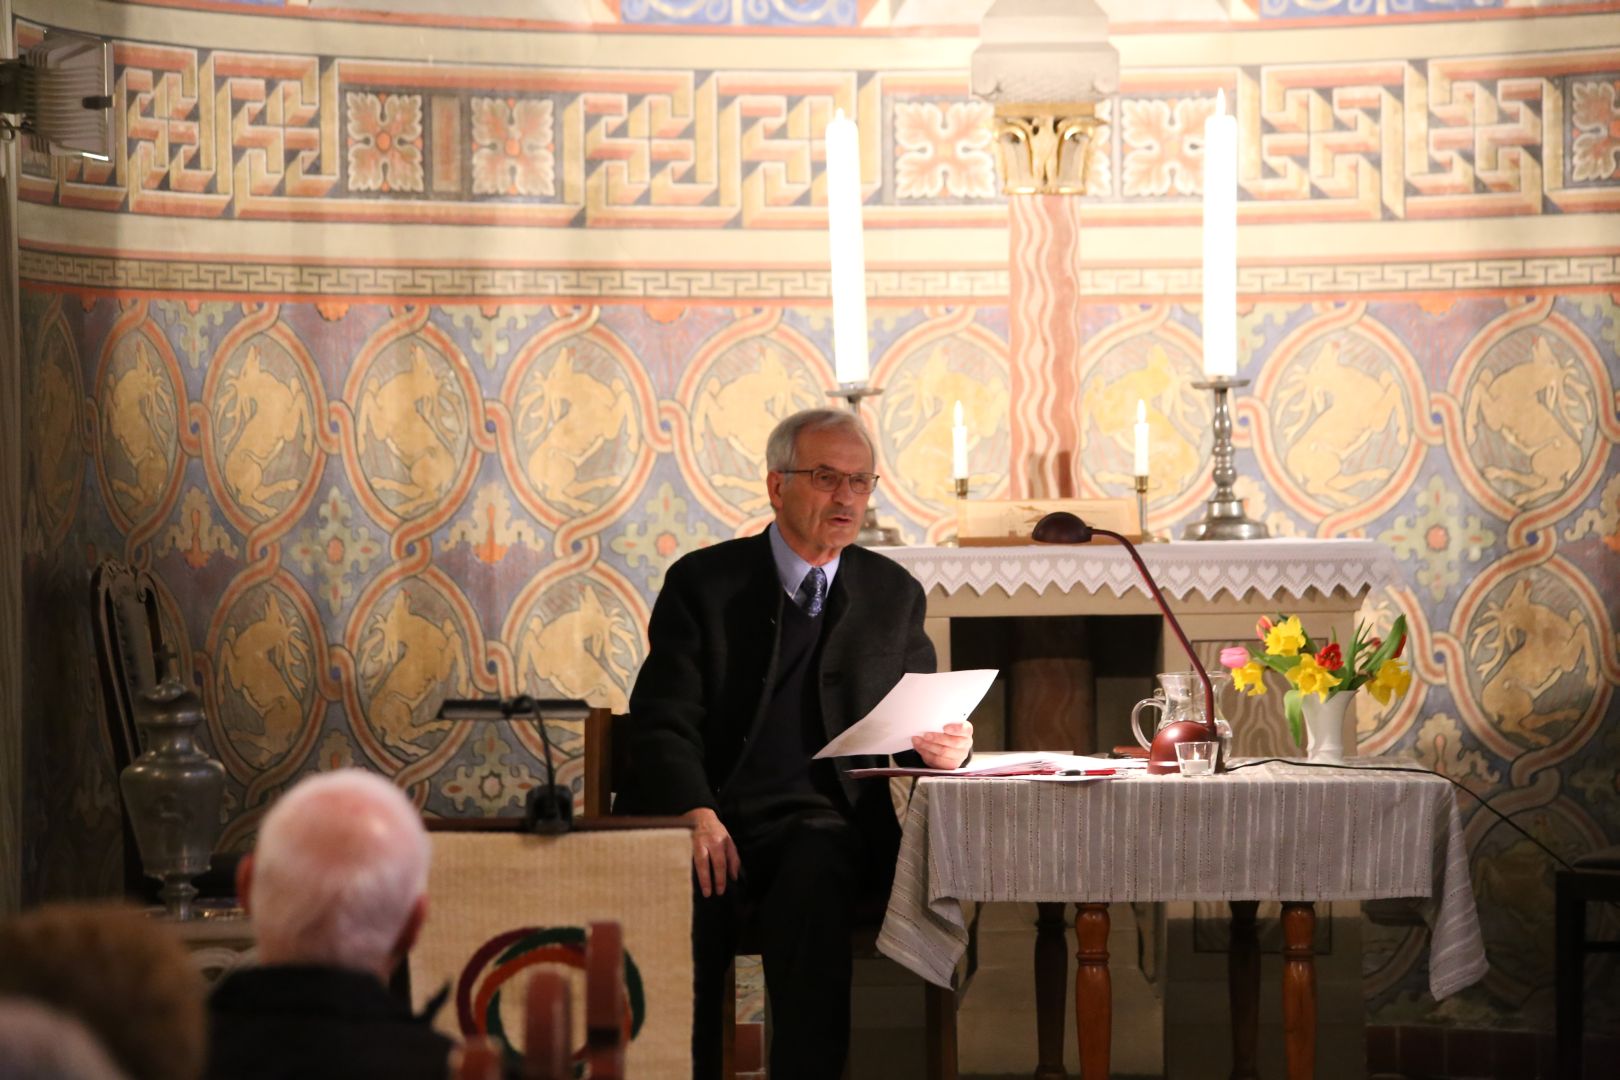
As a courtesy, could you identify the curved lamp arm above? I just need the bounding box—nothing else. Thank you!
[1031,512,1219,748]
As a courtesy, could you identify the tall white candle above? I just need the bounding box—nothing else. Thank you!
[1133,399,1150,476]
[826,109,869,386]
[1202,90,1237,379]
[952,400,968,480]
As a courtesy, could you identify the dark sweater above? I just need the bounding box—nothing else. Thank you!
[206,964,453,1080]
[722,593,845,823]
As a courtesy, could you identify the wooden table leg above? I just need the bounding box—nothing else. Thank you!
[1228,900,1260,1080]
[1034,901,1068,1079]
[1074,903,1111,1080]
[1280,901,1317,1080]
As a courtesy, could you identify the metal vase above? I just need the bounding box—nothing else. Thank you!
[119,678,226,919]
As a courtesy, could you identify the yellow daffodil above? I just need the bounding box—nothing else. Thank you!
[1264,615,1307,658]
[1367,658,1412,706]
[1285,653,1340,700]
[1232,660,1268,697]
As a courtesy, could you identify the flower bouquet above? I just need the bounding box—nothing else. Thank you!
[1219,614,1412,751]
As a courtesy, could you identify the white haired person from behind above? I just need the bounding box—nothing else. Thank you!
[204,769,454,1080]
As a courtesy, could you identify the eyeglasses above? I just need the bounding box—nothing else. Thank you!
[779,467,880,495]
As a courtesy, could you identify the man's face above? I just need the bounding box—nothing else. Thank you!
[767,425,873,566]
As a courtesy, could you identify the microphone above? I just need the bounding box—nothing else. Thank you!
[1032,511,1220,775]
[436,696,589,833]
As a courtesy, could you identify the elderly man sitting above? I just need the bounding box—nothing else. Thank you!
[206,769,452,1080]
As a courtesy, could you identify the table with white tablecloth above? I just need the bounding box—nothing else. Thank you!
[877,761,1488,1079]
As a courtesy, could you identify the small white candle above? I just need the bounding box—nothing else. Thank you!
[1202,90,1237,379]
[1133,399,1150,476]
[951,400,968,481]
[826,109,869,386]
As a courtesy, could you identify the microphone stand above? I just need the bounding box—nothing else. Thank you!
[436,696,589,833]
[1032,512,1221,774]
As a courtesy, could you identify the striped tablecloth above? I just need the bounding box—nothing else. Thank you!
[877,760,1488,1002]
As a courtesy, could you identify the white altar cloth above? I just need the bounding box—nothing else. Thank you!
[885,538,1397,603]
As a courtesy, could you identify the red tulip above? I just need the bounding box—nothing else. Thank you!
[1256,616,1273,641]
[1316,642,1343,672]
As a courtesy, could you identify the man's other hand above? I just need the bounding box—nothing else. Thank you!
[912,720,973,770]
[681,807,741,898]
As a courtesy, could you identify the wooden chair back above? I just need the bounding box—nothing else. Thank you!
[91,560,169,775]
[585,920,627,1080]
[90,560,171,897]
[582,709,620,819]
[523,969,572,1080]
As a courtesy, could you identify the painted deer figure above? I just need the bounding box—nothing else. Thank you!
[217,346,313,517]
[1471,578,1594,746]
[1465,335,1589,506]
[362,590,461,757]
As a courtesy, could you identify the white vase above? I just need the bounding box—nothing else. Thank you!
[1301,692,1350,763]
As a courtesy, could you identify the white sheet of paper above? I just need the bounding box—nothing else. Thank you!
[813,669,997,758]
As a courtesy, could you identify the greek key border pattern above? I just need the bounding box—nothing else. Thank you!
[19,249,1620,299]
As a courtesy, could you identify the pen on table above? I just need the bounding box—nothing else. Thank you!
[1059,768,1116,776]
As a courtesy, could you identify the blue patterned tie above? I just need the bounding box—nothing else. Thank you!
[796,566,827,617]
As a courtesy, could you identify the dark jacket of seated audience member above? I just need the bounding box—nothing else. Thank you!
[205,964,452,1080]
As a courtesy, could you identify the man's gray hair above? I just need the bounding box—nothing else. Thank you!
[249,769,430,975]
[764,409,875,473]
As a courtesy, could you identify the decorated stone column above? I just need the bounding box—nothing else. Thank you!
[973,0,1115,498]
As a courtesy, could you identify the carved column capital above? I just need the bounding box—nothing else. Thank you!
[992,102,1104,196]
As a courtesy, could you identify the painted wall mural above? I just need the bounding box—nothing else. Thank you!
[14,0,1620,1048]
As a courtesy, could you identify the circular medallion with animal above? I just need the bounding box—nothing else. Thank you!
[514,577,640,712]
[512,339,643,516]
[1463,328,1596,511]
[879,336,1007,510]
[355,337,471,521]
[1464,568,1598,752]
[97,331,182,526]
[1267,333,1412,510]
[214,582,320,769]
[1079,333,1207,497]
[688,338,823,517]
[356,581,471,762]
[25,307,83,546]
[208,335,317,525]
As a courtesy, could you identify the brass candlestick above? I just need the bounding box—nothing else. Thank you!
[1134,474,1166,542]
[1183,376,1269,541]
[828,383,901,547]
[947,476,970,547]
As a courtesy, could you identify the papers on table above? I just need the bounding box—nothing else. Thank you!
[812,669,998,759]
[848,751,1146,781]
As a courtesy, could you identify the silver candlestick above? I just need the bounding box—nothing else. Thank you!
[1183,376,1269,541]
[828,383,901,547]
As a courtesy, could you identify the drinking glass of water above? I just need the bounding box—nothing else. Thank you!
[1175,741,1217,777]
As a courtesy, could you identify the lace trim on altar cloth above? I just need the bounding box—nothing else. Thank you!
[884,538,1397,603]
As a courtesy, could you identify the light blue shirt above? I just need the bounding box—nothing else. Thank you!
[767,522,840,603]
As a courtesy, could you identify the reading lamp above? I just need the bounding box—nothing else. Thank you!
[0,29,114,160]
[1031,511,1220,775]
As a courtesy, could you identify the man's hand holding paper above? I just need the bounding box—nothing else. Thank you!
[812,669,995,764]
[912,721,973,770]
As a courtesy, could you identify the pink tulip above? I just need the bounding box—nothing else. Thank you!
[1220,646,1251,669]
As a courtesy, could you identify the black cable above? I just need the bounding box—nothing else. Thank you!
[1226,757,1580,873]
